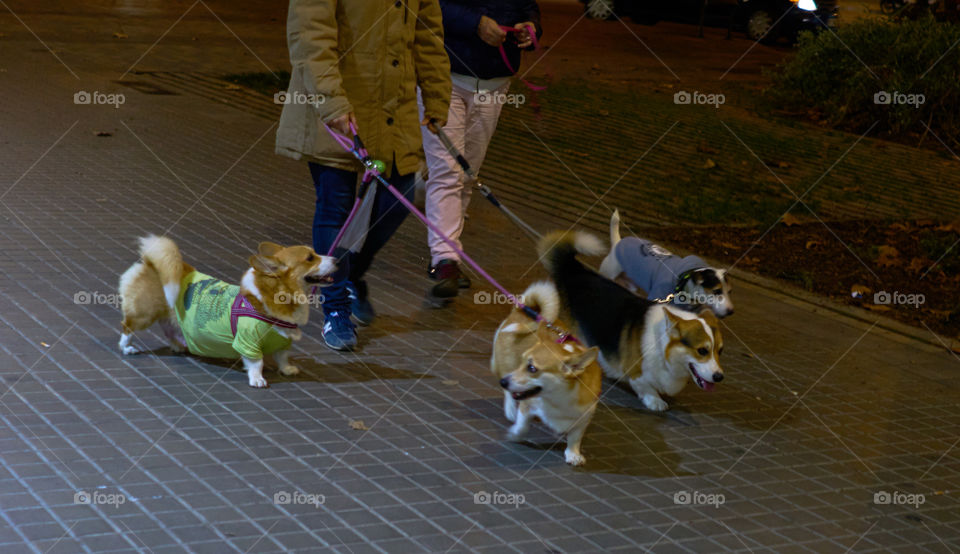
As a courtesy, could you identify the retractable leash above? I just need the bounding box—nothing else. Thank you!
[323,121,382,257]
[324,123,576,343]
[432,124,541,241]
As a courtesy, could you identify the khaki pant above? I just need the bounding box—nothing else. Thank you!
[418,82,508,265]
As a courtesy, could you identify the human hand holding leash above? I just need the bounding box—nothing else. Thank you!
[514,22,536,48]
[327,112,357,137]
[478,15,507,46]
[421,117,446,134]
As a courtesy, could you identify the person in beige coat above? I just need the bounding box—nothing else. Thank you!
[276,0,451,351]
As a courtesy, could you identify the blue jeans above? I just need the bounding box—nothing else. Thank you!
[309,162,415,316]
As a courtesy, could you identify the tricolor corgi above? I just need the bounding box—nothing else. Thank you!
[539,231,724,412]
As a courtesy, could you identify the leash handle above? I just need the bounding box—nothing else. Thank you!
[497,23,538,75]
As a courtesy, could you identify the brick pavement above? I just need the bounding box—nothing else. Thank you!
[0,1,958,553]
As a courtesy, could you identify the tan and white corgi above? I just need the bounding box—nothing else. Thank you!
[539,231,724,412]
[492,282,601,466]
[118,235,336,388]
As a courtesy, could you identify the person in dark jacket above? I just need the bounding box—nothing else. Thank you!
[418,0,542,304]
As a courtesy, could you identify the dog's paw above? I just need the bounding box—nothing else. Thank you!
[248,376,269,388]
[169,342,187,354]
[120,345,140,355]
[506,430,526,442]
[279,364,299,377]
[642,395,669,412]
[564,450,586,466]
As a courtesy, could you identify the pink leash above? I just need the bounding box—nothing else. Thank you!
[324,122,376,257]
[322,123,573,338]
[498,24,546,93]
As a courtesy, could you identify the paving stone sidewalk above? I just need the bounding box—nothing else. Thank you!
[1,2,959,553]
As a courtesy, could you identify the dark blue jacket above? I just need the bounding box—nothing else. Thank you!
[439,0,542,80]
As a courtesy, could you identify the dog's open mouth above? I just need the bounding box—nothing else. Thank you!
[305,274,334,285]
[511,386,542,401]
[689,363,715,392]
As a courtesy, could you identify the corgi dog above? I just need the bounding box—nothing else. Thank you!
[598,210,734,318]
[492,282,601,466]
[539,231,724,412]
[118,235,336,388]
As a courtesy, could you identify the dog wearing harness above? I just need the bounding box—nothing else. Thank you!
[599,210,734,318]
[118,236,337,388]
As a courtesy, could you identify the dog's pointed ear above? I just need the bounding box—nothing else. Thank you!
[564,346,598,378]
[258,242,284,257]
[691,270,705,285]
[664,307,685,336]
[249,254,284,276]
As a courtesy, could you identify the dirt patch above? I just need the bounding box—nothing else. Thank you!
[641,219,960,338]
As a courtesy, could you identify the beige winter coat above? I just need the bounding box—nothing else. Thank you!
[276,0,452,175]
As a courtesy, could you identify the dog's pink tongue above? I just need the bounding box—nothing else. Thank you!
[702,381,716,392]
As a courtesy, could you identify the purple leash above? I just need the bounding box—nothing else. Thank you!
[323,123,551,327]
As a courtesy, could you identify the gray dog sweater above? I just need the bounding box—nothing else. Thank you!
[614,237,706,299]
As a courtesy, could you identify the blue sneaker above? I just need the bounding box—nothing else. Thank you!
[347,281,375,326]
[322,311,357,351]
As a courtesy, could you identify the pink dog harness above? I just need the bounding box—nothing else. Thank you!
[230,294,298,337]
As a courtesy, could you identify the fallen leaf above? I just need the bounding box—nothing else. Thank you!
[805,240,823,250]
[916,219,935,227]
[712,240,739,250]
[348,420,367,431]
[702,159,716,169]
[598,109,609,116]
[697,144,719,154]
[741,256,760,266]
[850,284,871,299]
[95,131,112,137]
[224,84,241,91]
[781,214,802,226]
[907,258,930,274]
[888,222,911,232]
[441,380,459,386]
[113,32,128,39]
[40,342,50,347]
[876,245,901,268]
[935,220,960,234]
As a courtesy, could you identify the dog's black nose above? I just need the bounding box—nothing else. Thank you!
[726,308,734,316]
[712,372,724,383]
[499,377,510,388]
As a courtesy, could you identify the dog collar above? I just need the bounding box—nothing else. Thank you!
[673,269,703,294]
[230,293,298,336]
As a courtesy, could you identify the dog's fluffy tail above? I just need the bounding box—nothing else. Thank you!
[518,281,560,322]
[138,235,183,311]
[610,209,621,246]
[537,230,605,277]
